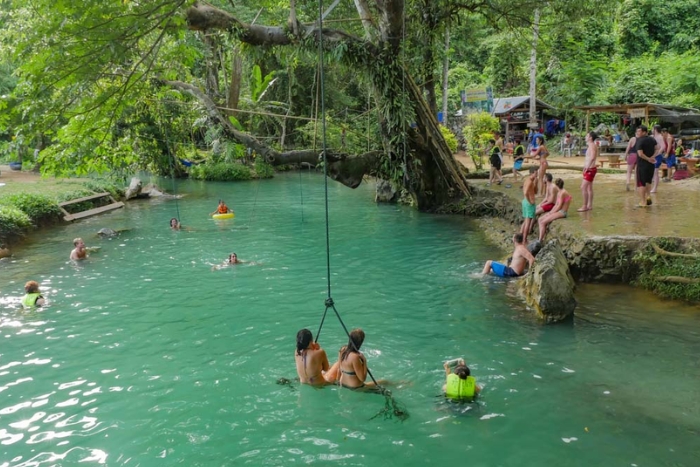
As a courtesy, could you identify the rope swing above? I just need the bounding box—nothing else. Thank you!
[158,100,182,224]
[312,0,408,421]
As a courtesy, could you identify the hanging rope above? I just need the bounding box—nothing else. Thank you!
[158,101,181,223]
[313,0,407,421]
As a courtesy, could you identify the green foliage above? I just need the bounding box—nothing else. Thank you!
[633,239,700,302]
[189,162,253,181]
[82,180,126,200]
[0,205,32,239]
[439,125,458,153]
[463,112,500,170]
[0,193,61,224]
[253,160,275,179]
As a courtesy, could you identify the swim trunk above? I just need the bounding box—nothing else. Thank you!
[491,160,502,170]
[626,152,637,165]
[522,198,536,219]
[666,155,677,168]
[541,202,555,213]
[491,261,521,278]
[636,163,654,187]
[654,154,664,169]
[583,167,597,182]
[514,158,524,170]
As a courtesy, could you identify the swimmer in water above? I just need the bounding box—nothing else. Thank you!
[21,280,45,308]
[70,238,87,261]
[169,218,181,230]
[212,253,244,270]
[442,358,481,401]
[294,329,339,386]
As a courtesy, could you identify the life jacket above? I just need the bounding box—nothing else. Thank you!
[490,146,501,164]
[22,293,42,308]
[445,374,476,400]
[514,144,525,159]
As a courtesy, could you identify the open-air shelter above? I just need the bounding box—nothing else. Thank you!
[574,103,700,133]
[492,96,556,142]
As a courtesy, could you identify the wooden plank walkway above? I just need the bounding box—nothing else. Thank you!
[59,192,124,222]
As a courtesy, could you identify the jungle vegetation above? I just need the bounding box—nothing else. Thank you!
[0,0,699,209]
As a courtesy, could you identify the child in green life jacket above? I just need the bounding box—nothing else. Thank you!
[22,280,45,308]
[443,358,481,401]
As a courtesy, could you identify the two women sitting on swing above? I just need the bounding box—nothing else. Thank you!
[294,328,372,389]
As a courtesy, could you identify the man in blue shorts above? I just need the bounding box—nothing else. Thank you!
[482,233,536,277]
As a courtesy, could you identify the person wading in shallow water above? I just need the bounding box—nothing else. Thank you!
[481,233,535,278]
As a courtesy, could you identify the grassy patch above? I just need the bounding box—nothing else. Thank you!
[0,175,124,243]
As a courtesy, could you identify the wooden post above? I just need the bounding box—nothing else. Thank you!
[586,110,590,133]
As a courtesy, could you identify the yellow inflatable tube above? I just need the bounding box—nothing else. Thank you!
[212,212,234,219]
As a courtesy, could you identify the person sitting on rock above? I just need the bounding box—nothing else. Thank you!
[537,178,572,242]
[442,358,481,402]
[22,280,45,308]
[481,233,535,278]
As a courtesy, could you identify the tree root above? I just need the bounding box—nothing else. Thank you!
[654,276,700,284]
[651,243,700,259]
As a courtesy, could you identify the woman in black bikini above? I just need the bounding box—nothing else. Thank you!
[294,329,337,386]
[337,329,369,389]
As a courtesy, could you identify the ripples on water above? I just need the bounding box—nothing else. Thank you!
[0,174,699,466]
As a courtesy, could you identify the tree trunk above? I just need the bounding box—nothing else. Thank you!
[441,28,450,126]
[528,9,540,131]
[226,45,243,114]
[184,2,470,210]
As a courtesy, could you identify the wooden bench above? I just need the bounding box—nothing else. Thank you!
[59,192,124,222]
[597,153,627,169]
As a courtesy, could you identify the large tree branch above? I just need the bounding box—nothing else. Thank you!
[162,79,382,188]
[186,2,369,50]
[353,0,377,40]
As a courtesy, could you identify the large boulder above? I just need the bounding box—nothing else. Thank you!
[520,240,577,323]
[375,179,398,203]
[125,177,143,200]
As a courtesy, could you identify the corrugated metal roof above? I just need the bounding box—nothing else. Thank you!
[492,96,556,116]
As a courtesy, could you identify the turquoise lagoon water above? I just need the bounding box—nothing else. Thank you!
[0,173,699,466]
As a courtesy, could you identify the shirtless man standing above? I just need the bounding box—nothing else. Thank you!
[70,238,87,260]
[578,131,598,212]
[482,233,535,277]
[650,125,665,193]
[520,167,538,242]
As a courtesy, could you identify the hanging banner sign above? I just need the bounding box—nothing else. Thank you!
[628,108,646,119]
[463,87,494,114]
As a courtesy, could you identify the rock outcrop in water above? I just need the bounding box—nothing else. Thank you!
[124,177,181,200]
[520,240,577,323]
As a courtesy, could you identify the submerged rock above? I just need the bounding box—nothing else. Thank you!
[520,240,577,323]
[97,228,118,238]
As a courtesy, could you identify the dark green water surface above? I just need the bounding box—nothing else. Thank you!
[1,173,698,466]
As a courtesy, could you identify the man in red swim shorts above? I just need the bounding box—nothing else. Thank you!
[578,131,598,212]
